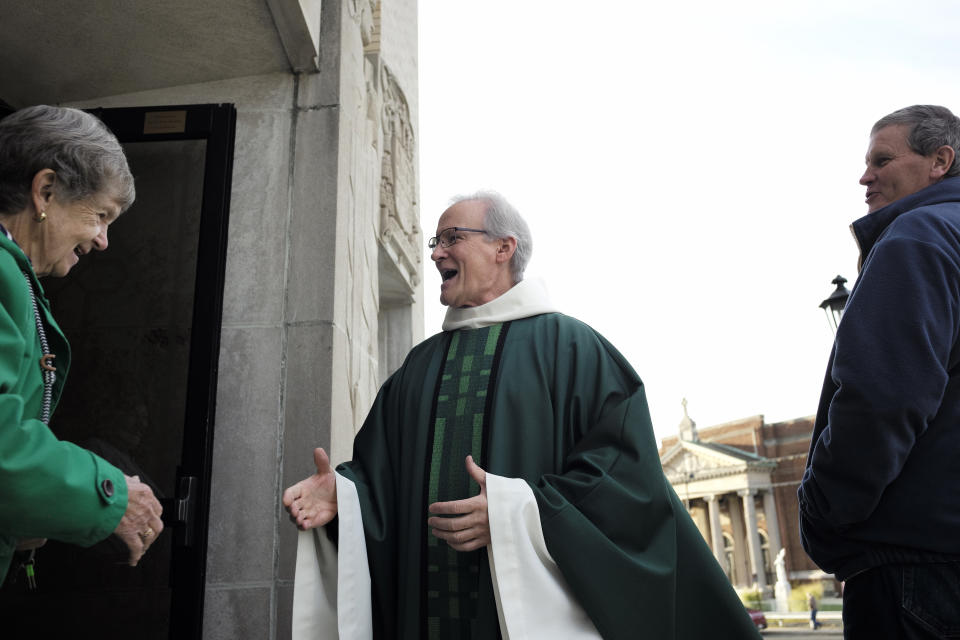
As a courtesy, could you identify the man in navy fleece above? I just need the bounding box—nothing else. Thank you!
[799,105,960,639]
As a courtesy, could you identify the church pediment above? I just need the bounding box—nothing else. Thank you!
[660,440,775,484]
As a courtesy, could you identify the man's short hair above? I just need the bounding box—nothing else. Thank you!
[450,190,532,282]
[873,105,960,177]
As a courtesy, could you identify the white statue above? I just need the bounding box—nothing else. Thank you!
[774,547,791,612]
[774,548,787,584]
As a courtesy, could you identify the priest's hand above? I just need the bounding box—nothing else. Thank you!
[283,447,338,530]
[427,455,490,552]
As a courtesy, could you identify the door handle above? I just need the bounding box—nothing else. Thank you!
[160,475,198,548]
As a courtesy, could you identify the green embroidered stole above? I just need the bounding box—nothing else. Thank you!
[425,323,507,639]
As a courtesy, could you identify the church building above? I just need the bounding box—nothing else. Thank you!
[659,403,837,596]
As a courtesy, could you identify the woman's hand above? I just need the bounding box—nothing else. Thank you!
[112,475,164,566]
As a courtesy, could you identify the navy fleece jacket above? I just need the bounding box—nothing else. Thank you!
[799,176,960,581]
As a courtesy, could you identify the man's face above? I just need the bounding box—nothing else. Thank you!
[430,200,506,308]
[860,124,942,213]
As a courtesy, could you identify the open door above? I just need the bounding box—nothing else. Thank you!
[0,104,235,640]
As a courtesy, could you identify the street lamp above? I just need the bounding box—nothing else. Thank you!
[819,275,850,334]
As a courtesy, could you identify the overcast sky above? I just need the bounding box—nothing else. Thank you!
[416,0,960,442]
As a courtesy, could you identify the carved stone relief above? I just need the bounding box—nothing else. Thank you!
[339,0,385,433]
[338,0,420,435]
[377,64,421,304]
[354,0,421,307]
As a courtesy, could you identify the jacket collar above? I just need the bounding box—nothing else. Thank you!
[0,226,35,272]
[0,226,50,302]
[851,176,960,269]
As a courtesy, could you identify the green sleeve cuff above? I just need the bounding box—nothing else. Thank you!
[83,451,128,544]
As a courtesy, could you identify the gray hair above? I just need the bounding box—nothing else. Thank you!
[0,105,135,215]
[450,190,532,282]
[872,105,960,178]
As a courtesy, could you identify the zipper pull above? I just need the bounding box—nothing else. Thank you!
[24,548,37,590]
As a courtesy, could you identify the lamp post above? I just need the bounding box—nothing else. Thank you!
[819,275,850,334]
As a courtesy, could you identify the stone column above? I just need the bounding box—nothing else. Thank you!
[705,494,728,574]
[740,489,767,591]
[762,489,783,561]
[727,494,748,586]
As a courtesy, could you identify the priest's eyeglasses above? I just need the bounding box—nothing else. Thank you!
[427,227,488,250]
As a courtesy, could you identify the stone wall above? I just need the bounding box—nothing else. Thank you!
[71,72,305,639]
[67,1,422,636]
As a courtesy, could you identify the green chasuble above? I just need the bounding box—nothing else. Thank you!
[336,312,759,640]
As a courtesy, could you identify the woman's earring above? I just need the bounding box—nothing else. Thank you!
[35,210,46,222]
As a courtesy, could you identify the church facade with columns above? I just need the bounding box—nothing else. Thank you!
[659,404,837,595]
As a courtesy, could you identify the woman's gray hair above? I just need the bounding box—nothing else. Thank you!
[450,190,532,282]
[873,105,960,178]
[0,105,135,215]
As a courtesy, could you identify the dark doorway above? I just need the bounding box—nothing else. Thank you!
[0,104,235,639]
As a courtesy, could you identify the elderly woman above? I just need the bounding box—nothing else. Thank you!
[0,105,163,584]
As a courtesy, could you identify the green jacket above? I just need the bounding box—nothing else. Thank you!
[0,233,127,582]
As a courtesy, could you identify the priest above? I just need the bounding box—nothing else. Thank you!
[284,191,758,639]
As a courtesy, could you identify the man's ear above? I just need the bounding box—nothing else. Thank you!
[495,236,517,264]
[931,144,956,180]
[30,169,56,213]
